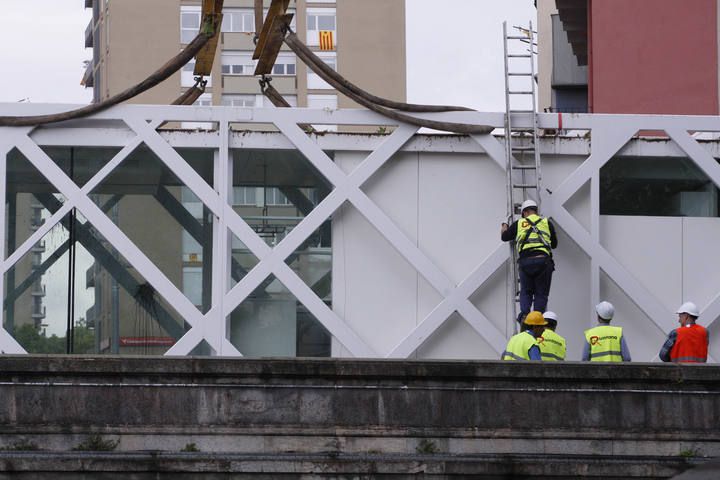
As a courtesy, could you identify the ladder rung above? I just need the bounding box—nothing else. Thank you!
[512,146,535,151]
[509,91,533,95]
[513,184,537,189]
[512,165,537,170]
[508,72,533,76]
[507,54,532,58]
[510,110,535,113]
[506,35,530,40]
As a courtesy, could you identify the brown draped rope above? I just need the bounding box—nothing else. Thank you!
[284,30,493,135]
[0,15,220,127]
[285,32,472,113]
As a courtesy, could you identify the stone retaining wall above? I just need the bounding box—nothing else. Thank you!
[0,356,716,478]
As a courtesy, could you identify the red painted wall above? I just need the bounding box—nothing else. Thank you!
[589,0,718,115]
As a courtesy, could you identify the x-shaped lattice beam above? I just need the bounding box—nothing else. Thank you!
[543,122,720,362]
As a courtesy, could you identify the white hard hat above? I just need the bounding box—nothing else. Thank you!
[543,311,558,322]
[520,199,538,212]
[595,301,614,320]
[676,301,700,317]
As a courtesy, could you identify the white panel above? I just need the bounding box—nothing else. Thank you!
[360,152,420,244]
[682,217,720,359]
[469,262,511,339]
[548,226,591,361]
[600,216,682,313]
[682,217,720,308]
[417,312,496,360]
[542,154,588,199]
[331,203,418,357]
[334,150,364,176]
[415,275,444,358]
[599,271,666,362]
[417,152,505,284]
[564,180,591,234]
[229,297,296,356]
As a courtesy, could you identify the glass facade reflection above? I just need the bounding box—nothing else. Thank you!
[226,149,332,357]
[3,145,332,357]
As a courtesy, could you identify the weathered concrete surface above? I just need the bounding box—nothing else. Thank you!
[0,356,717,477]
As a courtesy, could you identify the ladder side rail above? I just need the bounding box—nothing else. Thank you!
[529,21,542,211]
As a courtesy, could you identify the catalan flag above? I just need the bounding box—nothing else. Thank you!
[319,30,334,51]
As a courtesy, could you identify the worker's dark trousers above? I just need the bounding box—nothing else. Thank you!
[518,255,554,319]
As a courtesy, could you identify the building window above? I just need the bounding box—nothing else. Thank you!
[183,267,203,307]
[307,8,336,47]
[222,95,256,108]
[233,186,258,206]
[222,9,255,32]
[181,93,214,130]
[307,52,336,89]
[221,52,255,75]
[266,187,291,206]
[600,155,720,217]
[307,94,337,109]
[221,8,296,33]
[182,230,202,262]
[193,94,212,107]
[181,7,202,44]
[272,53,296,76]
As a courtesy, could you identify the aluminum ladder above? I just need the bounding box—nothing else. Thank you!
[502,21,542,327]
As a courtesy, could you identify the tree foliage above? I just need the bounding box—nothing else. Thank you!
[13,322,95,354]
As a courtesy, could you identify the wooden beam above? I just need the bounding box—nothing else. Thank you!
[193,0,224,76]
[252,0,290,60]
[254,13,293,75]
[254,0,264,37]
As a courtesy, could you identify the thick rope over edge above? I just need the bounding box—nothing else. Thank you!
[0,18,219,127]
[284,30,493,135]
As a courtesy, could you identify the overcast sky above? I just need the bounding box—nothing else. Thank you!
[0,0,536,110]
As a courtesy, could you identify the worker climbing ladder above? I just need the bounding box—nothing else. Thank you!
[502,21,542,328]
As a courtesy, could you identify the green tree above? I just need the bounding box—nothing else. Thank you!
[13,321,95,354]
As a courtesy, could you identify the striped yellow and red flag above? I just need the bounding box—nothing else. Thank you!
[319,30,334,50]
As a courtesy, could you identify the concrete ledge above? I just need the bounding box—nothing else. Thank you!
[0,356,718,477]
[0,452,705,478]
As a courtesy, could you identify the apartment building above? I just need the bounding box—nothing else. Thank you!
[82,0,407,111]
[70,0,407,355]
[537,0,719,115]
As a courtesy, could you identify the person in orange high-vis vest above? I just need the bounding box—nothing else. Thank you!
[659,302,708,364]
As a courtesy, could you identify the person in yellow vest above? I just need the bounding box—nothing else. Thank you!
[582,301,631,362]
[538,311,566,361]
[502,311,546,361]
[501,199,558,323]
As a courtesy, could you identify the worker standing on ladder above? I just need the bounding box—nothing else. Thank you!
[501,199,558,322]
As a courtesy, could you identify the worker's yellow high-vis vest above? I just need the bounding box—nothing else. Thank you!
[538,329,566,361]
[584,325,623,362]
[515,214,551,255]
[502,331,537,361]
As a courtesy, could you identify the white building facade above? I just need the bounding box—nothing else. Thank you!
[1,104,719,362]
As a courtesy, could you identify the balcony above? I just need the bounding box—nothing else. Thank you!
[82,61,95,88]
[85,20,94,48]
[86,267,95,288]
[31,307,46,321]
[31,241,46,254]
[31,285,46,297]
